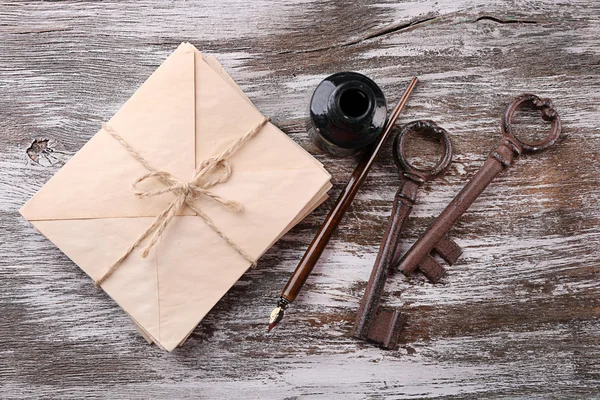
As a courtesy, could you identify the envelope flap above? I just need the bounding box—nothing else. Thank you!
[194,49,266,163]
[154,216,252,351]
[108,43,196,182]
[20,44,196,221]
[199,167,332,260]
[30,218,161,341]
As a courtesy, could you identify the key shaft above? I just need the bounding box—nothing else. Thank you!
[397,139,519,276]
[352,179,418,348]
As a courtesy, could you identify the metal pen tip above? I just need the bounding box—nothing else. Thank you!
[267,306,284,332]
[268,297,290,332]
[268,305,285,332]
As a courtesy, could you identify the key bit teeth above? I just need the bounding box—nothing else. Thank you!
[434,235,463,265]
[418,254,446,283]
[364,308,406,350]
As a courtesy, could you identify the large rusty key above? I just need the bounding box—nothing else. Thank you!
[395,94,562,282]
[353,120,453,349]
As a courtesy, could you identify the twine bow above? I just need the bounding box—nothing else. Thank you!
[95,117,268,286]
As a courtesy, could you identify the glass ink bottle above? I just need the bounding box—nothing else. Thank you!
[308,72,387,157]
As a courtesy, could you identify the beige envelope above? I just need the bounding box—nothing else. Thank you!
[20,43,331,351]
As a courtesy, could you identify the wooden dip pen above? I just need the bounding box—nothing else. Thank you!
[269,77,419,331]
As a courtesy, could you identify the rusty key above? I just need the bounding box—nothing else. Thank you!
[395,94,562,282]
[353,120,453,349]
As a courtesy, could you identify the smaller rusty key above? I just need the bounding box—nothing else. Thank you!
[395,94,562,282]
[352,120,453,349]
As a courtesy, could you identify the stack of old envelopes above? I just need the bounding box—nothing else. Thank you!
[20,42,331,351]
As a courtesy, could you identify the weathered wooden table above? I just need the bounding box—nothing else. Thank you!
[1,1,599,398]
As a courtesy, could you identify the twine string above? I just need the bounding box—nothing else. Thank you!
[95,118,268,286]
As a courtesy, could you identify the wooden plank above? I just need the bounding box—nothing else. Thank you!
[1,0,599,398]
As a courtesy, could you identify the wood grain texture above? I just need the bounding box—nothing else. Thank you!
[1,0,599,398]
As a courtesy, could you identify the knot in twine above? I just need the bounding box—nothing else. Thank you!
[96,118,268,286]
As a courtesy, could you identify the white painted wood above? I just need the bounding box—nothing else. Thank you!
[1,0,599,398]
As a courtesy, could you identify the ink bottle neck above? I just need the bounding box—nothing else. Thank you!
[327,81,375,131]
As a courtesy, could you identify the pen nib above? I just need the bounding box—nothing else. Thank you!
[268,306,284,332]
[268,297,289,332]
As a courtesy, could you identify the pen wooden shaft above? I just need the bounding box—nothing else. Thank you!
[281,77,418,303]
